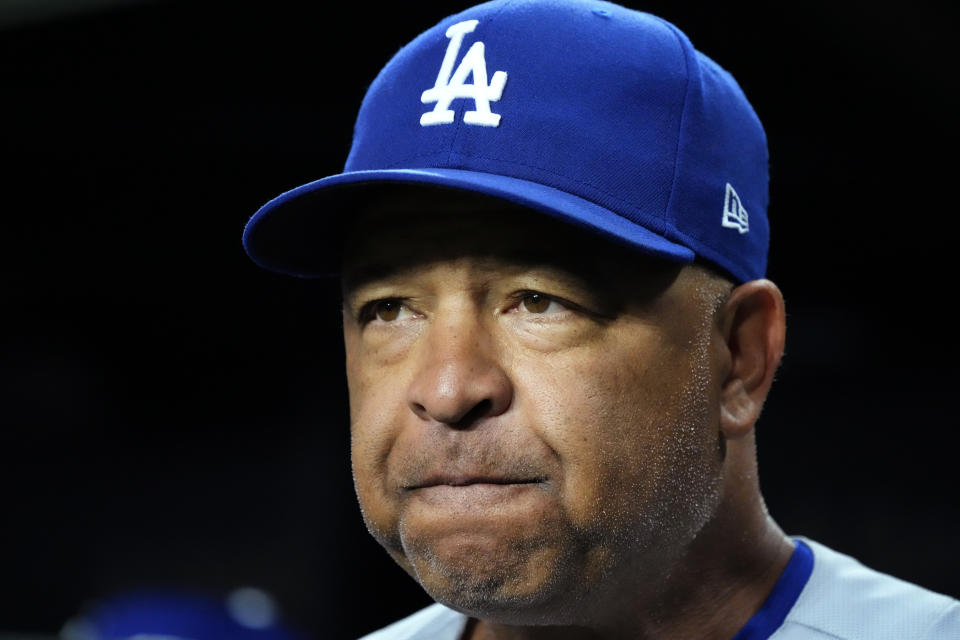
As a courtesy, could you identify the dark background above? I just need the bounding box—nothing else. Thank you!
[2,0,958,637]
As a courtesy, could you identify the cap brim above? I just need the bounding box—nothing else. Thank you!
[242,168,695,278]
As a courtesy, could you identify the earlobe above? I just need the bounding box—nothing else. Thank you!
[718,279,786,439]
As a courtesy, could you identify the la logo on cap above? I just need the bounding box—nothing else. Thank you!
[420,20,508,127]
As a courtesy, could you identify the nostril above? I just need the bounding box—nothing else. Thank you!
[451,399,494,429]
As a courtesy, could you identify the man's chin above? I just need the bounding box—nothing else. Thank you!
[425,576,575,626]
[399,538,585,624]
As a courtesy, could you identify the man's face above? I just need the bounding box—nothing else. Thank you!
[341,193,730,623]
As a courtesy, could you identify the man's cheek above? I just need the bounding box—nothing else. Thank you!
[531,360,665,521]
[347,360,408,464]
[348,377,409,539]
[350,410,399,496]
[351,432,405,551]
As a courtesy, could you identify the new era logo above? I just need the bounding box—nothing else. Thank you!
[420,20,508,127]
[721,183,749,234]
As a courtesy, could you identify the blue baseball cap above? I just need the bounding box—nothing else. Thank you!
[243,0,769,283]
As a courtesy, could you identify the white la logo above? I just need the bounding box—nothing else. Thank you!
[420,20,508,127]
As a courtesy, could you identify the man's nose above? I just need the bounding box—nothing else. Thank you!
[406,315,513,427]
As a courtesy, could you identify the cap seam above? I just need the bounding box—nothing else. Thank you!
[651,16,694,245]
[447,0,518,165]
[650,18,757,280]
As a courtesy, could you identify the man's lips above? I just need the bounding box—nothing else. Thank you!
[401,476,548,510]
[403,475,545,490]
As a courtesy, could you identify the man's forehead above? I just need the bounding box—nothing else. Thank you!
[340,187,681,287]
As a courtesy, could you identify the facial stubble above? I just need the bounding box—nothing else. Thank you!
[352,273,729,626]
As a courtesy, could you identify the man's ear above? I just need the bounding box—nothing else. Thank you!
[717,279,786,439]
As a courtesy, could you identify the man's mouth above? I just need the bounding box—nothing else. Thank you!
[404,475,545,490]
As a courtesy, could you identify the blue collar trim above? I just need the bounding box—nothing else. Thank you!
[730,539,814,640]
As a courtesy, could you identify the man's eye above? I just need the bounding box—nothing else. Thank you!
[373,299,403,322]
[361,299,410,323]
[520,293,564,314]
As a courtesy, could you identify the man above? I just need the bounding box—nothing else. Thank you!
[241,1,960,638]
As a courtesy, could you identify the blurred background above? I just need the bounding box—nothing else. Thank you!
[1,0,958,637]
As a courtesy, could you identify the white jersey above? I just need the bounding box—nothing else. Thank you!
[771,539,959,639]
[357,538,960,640]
